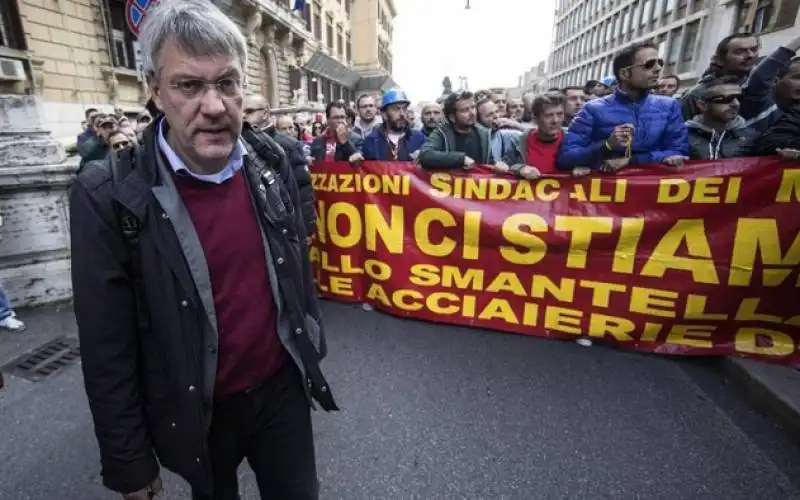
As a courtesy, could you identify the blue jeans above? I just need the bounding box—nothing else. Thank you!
[0,285,13,321]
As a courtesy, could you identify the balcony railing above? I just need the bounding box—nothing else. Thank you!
[256,0,315,44]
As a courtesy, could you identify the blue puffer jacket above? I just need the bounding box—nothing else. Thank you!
[361,126,426,161]
[558,89,689,169]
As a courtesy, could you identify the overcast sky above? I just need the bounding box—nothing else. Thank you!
[392,0,556,102]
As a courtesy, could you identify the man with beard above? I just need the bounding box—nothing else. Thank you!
[420,102,443,136]
[69,1,335,499]
[418,91,493,170]
[558,42,689,173]
[352,94,382,140]
[738,34,800,129]
[685,77,758,159]
[680,33,760,120]
[361,89,425,161]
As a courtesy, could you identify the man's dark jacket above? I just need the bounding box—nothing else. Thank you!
[77,133,108,171]
[69,120,336,496]
[361,126,426,161]
[309,131,362,162]
[266,127,316,236]
[418,121,493,168]
[753,105,800,154]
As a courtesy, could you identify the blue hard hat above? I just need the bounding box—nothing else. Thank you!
[601,75,617,87]
[381,89,410,110]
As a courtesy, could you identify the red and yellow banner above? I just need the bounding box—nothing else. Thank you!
[309,159,800,365]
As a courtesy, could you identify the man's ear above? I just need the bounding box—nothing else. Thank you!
[696,99,707,113]
[147,75,164,112]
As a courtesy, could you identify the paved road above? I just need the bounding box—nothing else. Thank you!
[0,301,799,500]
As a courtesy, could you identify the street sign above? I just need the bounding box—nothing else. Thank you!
[126,0,158,38]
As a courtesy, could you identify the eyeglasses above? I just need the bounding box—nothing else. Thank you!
[628,58,664,70]
[244,107,267,114]
[705,93,742,104]
[112,140,131,150]
[168,78,242,100]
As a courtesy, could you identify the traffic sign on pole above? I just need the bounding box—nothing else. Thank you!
[126,0,158,38]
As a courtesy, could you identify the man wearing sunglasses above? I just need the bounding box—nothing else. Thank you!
[558,42,689,173]
[685,77,759,160]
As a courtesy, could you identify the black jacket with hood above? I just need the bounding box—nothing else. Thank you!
[686,115,759,160]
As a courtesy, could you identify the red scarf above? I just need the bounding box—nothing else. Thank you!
[324,128,337,161]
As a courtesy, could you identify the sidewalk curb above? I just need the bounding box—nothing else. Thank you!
[722,358,800,441]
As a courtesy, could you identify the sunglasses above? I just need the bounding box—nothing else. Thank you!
[629,58,664,70]
[705,93,742,104]
[112,140,131,150]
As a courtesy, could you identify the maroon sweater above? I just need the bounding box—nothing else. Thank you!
[174,170,285,398]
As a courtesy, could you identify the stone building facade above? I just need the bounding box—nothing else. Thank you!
[0,0,398,140]
[350,0,398,96]
[547,0,800,91]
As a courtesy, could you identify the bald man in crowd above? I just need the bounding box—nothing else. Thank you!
[275,115,298,140]
[243,93,273,133]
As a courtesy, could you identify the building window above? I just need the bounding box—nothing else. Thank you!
[346,34,352,62]
[753,0,773,33]
[774,0,800,31]
[641,0,652,27]
[303,3,312,31]
[326,14,334,52]
[345,0,350,15]
[106,0,137,70]
[313,2,322,41]
[307,72,318,102]
[0,0,26,50]
[667,30,682,65]
[336,25,343,60]
[682,21,699,62]
[290,68,302,95]
[322,78,331,102]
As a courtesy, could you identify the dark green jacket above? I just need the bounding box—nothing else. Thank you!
[77,134,108,170]
[418,121,493,169]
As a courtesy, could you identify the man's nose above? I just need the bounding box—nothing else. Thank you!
[200,89,227,115]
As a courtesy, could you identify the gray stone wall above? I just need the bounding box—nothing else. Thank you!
[0,95,76,308]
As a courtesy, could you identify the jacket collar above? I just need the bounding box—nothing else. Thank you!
[612,88,651,104]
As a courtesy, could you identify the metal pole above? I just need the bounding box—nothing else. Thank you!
[465,0,470,9]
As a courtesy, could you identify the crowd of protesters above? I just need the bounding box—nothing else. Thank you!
[74,31,800,211]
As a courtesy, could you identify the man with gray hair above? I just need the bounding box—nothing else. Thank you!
[69,1,336,499]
